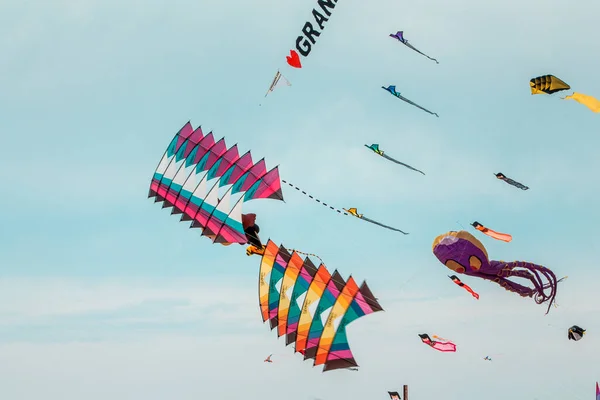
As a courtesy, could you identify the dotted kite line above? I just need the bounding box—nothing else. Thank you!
[281,180,348,216]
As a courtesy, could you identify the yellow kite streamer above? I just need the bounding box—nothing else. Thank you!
[563,92,600,113]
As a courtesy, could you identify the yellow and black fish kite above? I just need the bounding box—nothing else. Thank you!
[530,74,600,113]
[530,75,570,95]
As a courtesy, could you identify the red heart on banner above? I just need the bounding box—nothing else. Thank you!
[286,50,302,68]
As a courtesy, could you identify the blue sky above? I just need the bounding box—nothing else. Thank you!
[1,0,599,399]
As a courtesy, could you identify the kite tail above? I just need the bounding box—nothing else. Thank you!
[362,216,409,235]
[281,180,349,216]
[463,284,480,299]
[418,52,439,64]
[398,94,439,117]
[405,42,439,64]
[381,154,425,175]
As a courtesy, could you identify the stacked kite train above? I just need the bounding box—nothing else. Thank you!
[259,240,383,372]
[148,122,283,244]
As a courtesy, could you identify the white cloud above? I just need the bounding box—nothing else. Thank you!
[0,277,598,400]
[0,277,254,321]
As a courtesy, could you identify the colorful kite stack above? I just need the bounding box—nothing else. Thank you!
[258,240,383,371]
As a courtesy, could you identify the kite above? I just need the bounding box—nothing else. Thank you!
[471,221,512,243]
[388,392,401,400]
[364,144,425,175]
[344,207,408,234]
[265,70,291,97]
[382,85,439,117]
[448,275,479,299]
[389,31,439,64]
[530,75,600,113]
[148,122,284,256]
[259,240,383,372]
[418,333,457,352]
[568,325,586,341]
[433,230,562,314]
[530,75,571,95]
[563,92,600,113]
[482,353,502,361]
[264,354,273,362]
[495,172,529,190]
[596,382,599,400]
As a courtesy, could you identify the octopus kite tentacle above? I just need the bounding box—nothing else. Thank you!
[498,261,558,305]
[492,276,535,298]
[432,230,560,314]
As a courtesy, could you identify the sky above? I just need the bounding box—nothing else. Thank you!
[1,0,599,399]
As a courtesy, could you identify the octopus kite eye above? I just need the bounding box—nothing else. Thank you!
[469,256,482,270]
[445,260,466,273]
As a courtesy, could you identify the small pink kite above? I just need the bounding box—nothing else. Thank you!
[418,334,456,352]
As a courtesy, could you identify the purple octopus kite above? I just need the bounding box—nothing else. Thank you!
[432,231,561,314]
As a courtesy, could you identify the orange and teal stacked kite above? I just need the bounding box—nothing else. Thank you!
[258,240,383,372]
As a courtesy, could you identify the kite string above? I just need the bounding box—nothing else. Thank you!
[282,180,348,216]
[282,179,407,234]
[286,248,324,264]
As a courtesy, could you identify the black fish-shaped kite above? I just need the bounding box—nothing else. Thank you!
[389,31,439,64]
[382,85,439,117]
[365,144,425,175]
[388,391,401,400]
[495,172,529,190]
[568,325,586,341]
